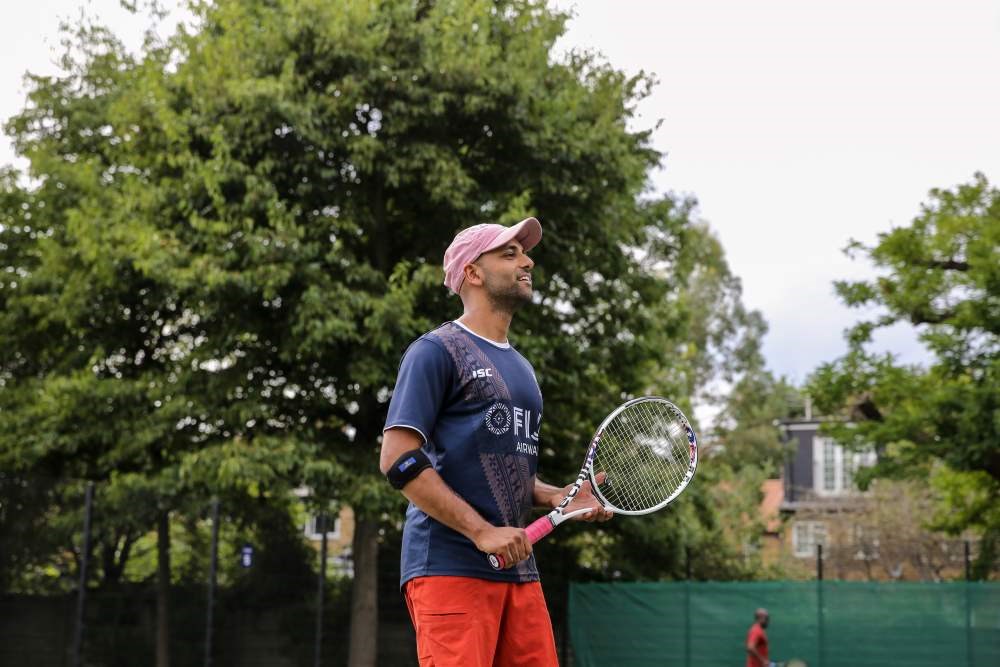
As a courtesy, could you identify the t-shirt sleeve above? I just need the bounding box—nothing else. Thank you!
[384,338,453,444]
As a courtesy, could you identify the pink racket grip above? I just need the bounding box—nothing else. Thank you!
[487,516,555,570]
[525,515,555,543]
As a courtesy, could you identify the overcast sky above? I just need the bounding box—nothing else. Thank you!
[552,0,1000,382]
[4,1,1000,384]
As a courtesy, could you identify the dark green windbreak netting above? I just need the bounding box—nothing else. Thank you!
[569,581,1000,667]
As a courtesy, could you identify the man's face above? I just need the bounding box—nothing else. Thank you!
[759,614,769,628]
[472,241,534,312]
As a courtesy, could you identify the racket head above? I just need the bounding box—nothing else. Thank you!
[586,396,698,515]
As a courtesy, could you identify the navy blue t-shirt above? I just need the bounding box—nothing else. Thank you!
[384,321,543,586]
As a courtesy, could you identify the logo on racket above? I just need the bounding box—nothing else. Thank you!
[484,402,512,435]
[487,554,502,569]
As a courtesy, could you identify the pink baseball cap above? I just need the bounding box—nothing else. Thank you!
[442,217,542,295]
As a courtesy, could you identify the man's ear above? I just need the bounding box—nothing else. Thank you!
[463,263,483,287]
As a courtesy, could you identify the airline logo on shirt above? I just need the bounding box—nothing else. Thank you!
[512,407,539,441]
[484,402,512,435]
[484,402,542,457]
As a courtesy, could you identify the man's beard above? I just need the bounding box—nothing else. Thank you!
[483,275,531,315]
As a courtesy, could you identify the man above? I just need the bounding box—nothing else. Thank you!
[745,608,770,667]
[380,217,612,666]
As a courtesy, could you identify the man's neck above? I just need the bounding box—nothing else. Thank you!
[456,308,512,345]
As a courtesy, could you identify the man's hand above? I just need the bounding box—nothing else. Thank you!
[473,525,532,568]
[560,471,614,522]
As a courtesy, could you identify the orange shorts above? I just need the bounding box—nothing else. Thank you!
[403,576,559,667]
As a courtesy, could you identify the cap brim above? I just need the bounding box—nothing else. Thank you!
[485,217,542,254]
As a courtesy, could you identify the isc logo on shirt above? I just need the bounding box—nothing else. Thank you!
[471,368,493,379]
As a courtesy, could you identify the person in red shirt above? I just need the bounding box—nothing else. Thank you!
[745,608,770,667]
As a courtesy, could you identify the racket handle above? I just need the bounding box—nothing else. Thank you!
[488,515,555,570]
[525,515,555,543]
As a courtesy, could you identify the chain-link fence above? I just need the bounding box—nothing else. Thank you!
[0,477,410,667]
[0,475,584,667]
[1,475,991,666]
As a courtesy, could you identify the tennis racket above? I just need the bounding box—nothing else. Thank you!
[489,396,698,569]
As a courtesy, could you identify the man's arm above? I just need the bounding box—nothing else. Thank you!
[532,478,564,509]
[380,426,532,567]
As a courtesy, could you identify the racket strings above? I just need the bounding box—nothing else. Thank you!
[592,400,694,512]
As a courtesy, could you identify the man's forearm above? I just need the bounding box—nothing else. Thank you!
[402,468,494,545]
[401,468,532,564]
[381,426,532,565]
[533,478,562,508]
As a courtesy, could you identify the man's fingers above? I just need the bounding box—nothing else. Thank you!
[516,532,532,563]
[482,527,534,568]
[503,529,532,567]
[582,506,613,522]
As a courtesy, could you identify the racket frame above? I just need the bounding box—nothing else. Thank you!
[487,396,698,569]
[589,396,698,515]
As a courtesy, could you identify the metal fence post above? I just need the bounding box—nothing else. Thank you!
[70,481,94,667]
[314,512,328,667]
[562,549,570,665]
[685,547,691,667]
[965,541,974,667]
[817,544,824,667]
[204,498,220,667]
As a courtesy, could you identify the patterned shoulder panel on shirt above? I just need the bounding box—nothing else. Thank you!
[429,322,511,403]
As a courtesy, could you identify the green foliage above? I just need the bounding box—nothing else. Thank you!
[675,223,768,392]
[0,0,779,589]
[675,223,803,476]
[714,372,802,474]
[809,173,1000,576]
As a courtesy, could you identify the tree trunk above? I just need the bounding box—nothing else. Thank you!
[347,516,378,667]
[156,512,171,667]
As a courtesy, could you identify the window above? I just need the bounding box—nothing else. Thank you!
[823,440,836,491]
[813,436,874,495]
[793,521,827,558]
[305,513,341,540]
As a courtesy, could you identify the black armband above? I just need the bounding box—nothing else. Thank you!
[386,448,432,490]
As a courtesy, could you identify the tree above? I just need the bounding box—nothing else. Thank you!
[677,223,804,473]
[548,220,801,582]
[1,0,695,660]
[819,476,971,582]
[1,1,789,661]
[808,173,1000,577]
